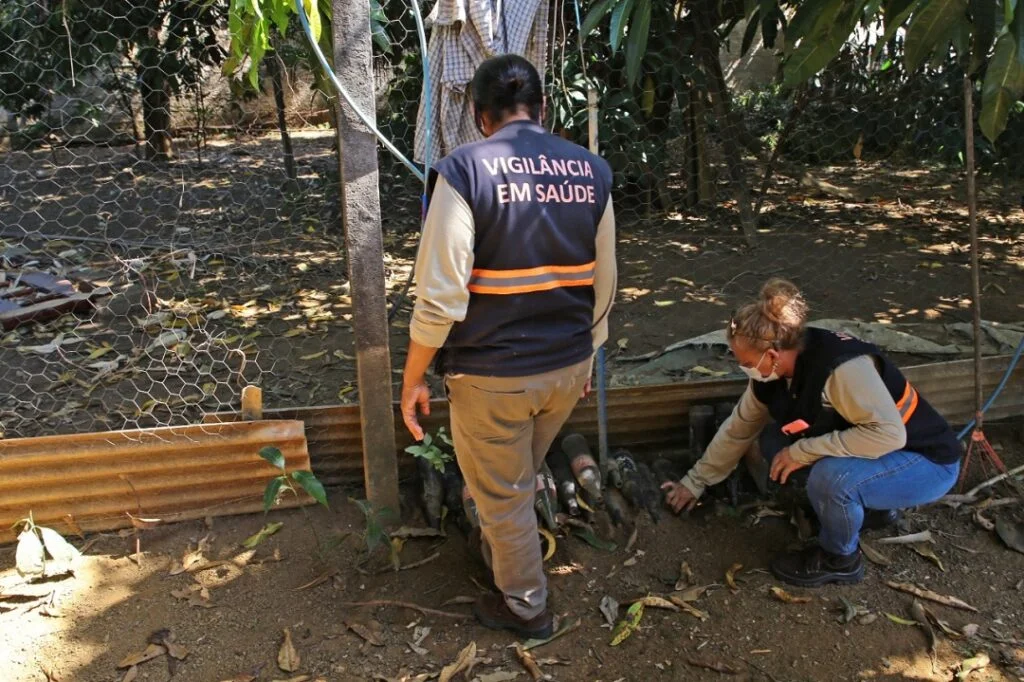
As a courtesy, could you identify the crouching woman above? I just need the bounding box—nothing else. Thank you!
[663,279,961,586]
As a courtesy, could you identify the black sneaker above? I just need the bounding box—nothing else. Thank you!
[770,545,865,587]
[862,509,900,531]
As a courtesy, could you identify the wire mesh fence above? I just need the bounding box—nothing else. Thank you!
[0,0,1021,440]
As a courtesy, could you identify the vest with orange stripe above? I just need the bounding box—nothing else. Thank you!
[430,120,613,377]
[751,327,961,464]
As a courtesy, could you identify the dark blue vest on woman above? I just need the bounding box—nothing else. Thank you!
[430,120,613,377]
[750,327,961,464]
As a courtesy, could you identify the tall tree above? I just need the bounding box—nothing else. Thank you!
[0,0,226,160]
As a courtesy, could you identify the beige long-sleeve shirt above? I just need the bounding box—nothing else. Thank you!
[679,354,908,498]
[410,175,616,351]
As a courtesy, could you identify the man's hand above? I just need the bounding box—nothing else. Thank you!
[661,480,698,514]
[581,376,592,399]
[401,380,431,441]
[769,447,808,485]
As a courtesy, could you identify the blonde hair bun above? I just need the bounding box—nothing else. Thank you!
[759,278,807,326]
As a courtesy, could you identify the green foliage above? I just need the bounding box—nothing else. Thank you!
[350,498,398,556]
[259,445,329,511]
[404,427,454,473]
[754,0,1024,142]
[0,0,225,119]
[225,0,331,90]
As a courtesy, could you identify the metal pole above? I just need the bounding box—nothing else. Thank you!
[587,87,613,483]
[963,74,983,426]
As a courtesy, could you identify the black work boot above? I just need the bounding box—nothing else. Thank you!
[473,593,554,639]
[862,509,900,531]
[770,545,865,587]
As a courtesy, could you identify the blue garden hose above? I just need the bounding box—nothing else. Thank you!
[957,336,1024,440]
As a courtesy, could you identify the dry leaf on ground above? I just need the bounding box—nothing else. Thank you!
[599,595,619,626]
[121,667,138,682]
[770,586,812,604]
[674,561,695,591]
[439,641,477,682]
[725,563,743,591]
[956,653,990,681]
[278,628,301,673]
[669,595,710,621]
[995,517,1024,554]
[859,540,891,566]
[910,542,945,571]
[117,644,166,669]
[514,643,544,681]
[674,584,716,602]
[610,602,645,646]
[347,621,385,646]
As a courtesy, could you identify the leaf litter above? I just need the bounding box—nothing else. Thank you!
[277,628,301,672]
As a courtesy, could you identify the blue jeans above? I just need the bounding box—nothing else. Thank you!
[760,429,960,555]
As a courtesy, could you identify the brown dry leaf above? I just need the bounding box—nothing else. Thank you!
[277,628,301,673]
[217,676,256,682]
[121,667,138,682]
[910,600,937,663]
[995,517,1024,554]
[439,641,477,682]
[164,640,189,661]
[669,595,710,621]
[674,561,695,591]
[117,644,166,669]
[885,581,978,612]
[910,542,945,571]
[514,643,544,681]
[294,567,340,592]
[770,586,812,604]
[725,563,743,591]
[63,515,85,540]
[441,595,476,606]
[859,540,891,566]
[639,595,680,611]
[126,513,162,530]
[346,621,385,646]
[674,583,715,602]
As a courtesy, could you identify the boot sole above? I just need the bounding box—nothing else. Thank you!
[473,604,553,640]
[770,563,866,588]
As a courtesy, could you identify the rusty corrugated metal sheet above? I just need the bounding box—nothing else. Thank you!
[0,420,311,544]
[206,356,1024,485]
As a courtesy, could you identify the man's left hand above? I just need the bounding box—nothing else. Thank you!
[769,447,808,485]
[401,379,431,441]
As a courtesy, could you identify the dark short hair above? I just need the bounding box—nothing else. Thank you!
[470,54,543,124]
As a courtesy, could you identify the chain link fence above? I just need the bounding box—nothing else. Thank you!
[0,1,1021,440]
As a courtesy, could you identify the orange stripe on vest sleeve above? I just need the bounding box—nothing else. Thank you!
[901,389,919,424]
[895,382,912,410]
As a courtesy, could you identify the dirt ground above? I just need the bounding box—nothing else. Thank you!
[1,134,1024,682]
[0,134,1022,439]
[2,425,1023,682]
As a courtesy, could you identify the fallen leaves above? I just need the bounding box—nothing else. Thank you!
[170,583,213,608]
[770,586,811,604]
[243,522,284,549]
[725,563,743,592]
[610,601,644,646]
[346,621,385,646]
[884,581,978,612]
[858,539,891,566]
[956,653,990,681]
[514,643,544,681]
[599,595,619,626]
[910,542,945,571]
[682,652,739,675]
[117,644,166,669]
[278,628,301,673]
[439,641,476,682]
[669,595,710,621]
[674,561,694,591]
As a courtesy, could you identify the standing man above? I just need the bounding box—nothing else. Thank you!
[400,54,616,639]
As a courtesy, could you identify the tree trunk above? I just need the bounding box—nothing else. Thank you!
[138,33,173,161]
[693,8,757,246]
[268,50,298,186]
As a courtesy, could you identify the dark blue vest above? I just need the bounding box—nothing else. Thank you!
[430,120,613,377]
[751,327,961,464]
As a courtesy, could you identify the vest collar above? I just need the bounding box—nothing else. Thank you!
[490,119,546,139]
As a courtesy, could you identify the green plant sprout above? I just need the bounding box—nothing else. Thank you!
[259,445,329,554]
[350,498,401,571]
[259,446,329,512]
[404,426,454,473]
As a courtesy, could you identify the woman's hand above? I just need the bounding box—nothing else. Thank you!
[400,380,431,441]
[661,480,698,513]
[769,447,808,485]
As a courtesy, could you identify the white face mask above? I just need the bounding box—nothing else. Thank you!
[740,350,779,382]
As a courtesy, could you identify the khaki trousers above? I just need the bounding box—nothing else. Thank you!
[446,357,591,619]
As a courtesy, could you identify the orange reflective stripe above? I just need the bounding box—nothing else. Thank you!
[467,261,596,295]
[469,261,596,279]
[895,381,919,424]
[468,278,594,295]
